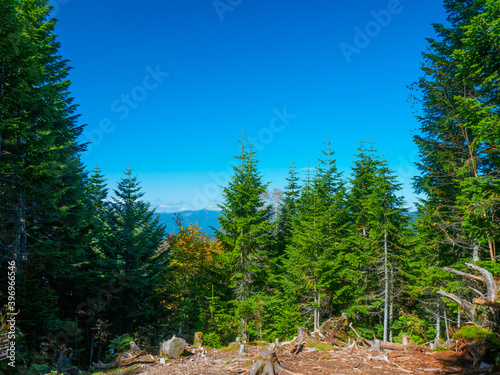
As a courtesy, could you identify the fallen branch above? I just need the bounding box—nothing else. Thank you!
[93,351,151,369]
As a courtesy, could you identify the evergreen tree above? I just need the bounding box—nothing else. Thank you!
[0,0,89,367]
[452,0,500,259]
[346,143,409,340]
[215,140,272,339]
[285,141,347,331]
[411,0,491,263]
[107,168,166,334]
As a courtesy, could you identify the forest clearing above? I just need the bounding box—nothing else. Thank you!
[87,322,500,375]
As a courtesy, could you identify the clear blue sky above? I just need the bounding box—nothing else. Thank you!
[51,0,447,212]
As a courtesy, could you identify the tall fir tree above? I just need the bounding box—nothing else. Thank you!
[106,168,166,334]
[411,0,492,263]
[0,0,89,367]
[215,139,272,339]
[285,141,347,331]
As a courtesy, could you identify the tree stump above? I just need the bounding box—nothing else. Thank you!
[250,350,297,375]
[401,335,410,346]
[194,332,203,348]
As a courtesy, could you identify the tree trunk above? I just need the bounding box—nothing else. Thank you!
[389,266,394,342]
[435,300,441,341]
[472,241,480,263]
[383,229,389,342]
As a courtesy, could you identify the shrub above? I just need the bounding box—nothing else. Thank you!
[203,332,223,348]
[109,333,134,353]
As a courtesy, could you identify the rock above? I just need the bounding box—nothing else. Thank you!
[159,337,187,359]
[130,341,141,353]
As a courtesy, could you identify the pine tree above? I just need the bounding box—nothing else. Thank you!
[0,0,89,364]
[107,168,166,334]
[411,0,492,263]
[451,0,500,260]
[215,140,272,339]
[284,141,347,331]
[346,143,409,340]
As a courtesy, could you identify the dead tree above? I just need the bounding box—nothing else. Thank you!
[438,262,500,327]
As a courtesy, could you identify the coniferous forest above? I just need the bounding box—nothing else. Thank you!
[1,0,500,374]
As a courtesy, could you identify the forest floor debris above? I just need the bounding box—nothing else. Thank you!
[90,343,500,374]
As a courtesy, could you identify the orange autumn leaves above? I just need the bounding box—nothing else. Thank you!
[170,222,223,275]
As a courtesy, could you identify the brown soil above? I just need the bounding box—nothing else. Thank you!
[96,344,499,375]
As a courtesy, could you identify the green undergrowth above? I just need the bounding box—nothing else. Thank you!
[453,325,500,348]
[433,347,449,352]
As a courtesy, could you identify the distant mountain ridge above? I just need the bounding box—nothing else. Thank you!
[158,210,418,237]
[157,209,221,236]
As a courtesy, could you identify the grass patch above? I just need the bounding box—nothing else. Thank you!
[433,347,449,352]
[315,343,335,351]
[91,368,123,375]
[245,360,253,367]
[320,354,332,358]
[220,343,239,351]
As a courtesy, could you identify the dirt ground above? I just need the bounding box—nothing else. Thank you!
[96,344,499,375]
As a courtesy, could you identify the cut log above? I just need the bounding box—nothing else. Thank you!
[159,337,187,358]
[379,341,431,353]
[249,350,302,375]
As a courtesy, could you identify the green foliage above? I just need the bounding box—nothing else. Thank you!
[392,311,436,345]
[315,343,335,351]
[109,334,134,353]
[433,347,450,352]
[215,140,272,338]
[203,332,223,349]
[453,325,500,347]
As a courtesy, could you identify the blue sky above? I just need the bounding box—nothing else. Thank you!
[51,0,447,212]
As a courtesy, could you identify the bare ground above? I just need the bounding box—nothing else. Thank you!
[96,344,499,375]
